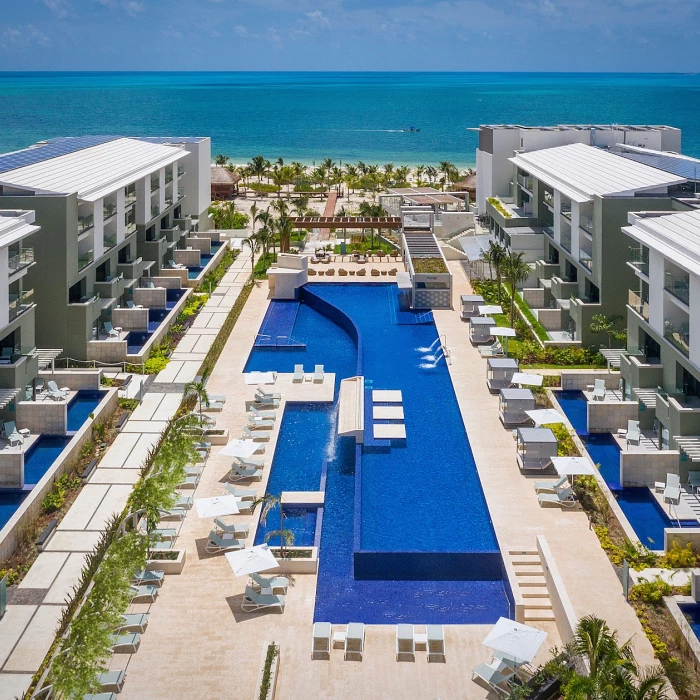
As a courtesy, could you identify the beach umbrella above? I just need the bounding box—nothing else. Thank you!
[525,409,564,426]
[479,304,503,316]
[195,495,240,518]
[552,456,597,477]
[489,326,517,357]
[244,371,277,385]
[218,439,260,459]
[511,372,544,387]
[483,617,547,666]
[225,544,279,577]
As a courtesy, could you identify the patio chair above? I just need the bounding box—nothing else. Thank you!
[472,658,516,697]
[176,474,200,489]
[538,486,577,508]
[344,622,365,660]
[0,347,12,364]
[2,421,23,447]
[159,506,187,521]
[110,633,141,654]
[626,420,641,446]
[214,517,250,539]
[129,584,158,604]
[663,473,681,506]
[223,483,257,500]
[205,531,245,554]
[293,364,304,383]
[427,625,446,662]
[247,416,275,430]
[234,456,264,470]
[396,624,415,660]
[478,340,504,358]
[145,281,156,289]
[202,400,225,412]
[249,406,276,420]
[228,462,263,482]
[126,300,143,309]
[241,425,271,442]
[255,387,281,401]
[253,396,279,410]
[250,571,289,594]
[117,613,149,634]
[314,365,325,383]
[167,260,185,269]
[358,254,367,264]
[104,322,122,339]
[46,381,68,401]
[172,494,193,509]
[534,475,568,494]
[207,394,227,404]
[312,621,332,658]
[592,379,606,401]
[97,669,126,693]
[184,465,203,477]
[241,585,285,612]
[132,569,164,587]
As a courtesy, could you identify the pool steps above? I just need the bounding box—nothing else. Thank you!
[505,548,555,622]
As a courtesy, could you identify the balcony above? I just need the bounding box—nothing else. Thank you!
[151,204,160,219]
[664,318,689,356]
[8,248,34,274]
[78,249,94,270]
[125,191,137,207]
[628,290,650,321]
[103,201,117,220]
[177,188,185,201]
[165,195,173,208]
[78,214,94,234]
[177,165,185,177]
[628,246,649,277]
[580,212,594,234]
[125,221,137,236]
[579,247,593,271]
[103,232,117,251]
[543,191,554,209]
[162,226,184,244]
[95,274,125,300]
[560,200,571,219]
[619,353,663,393]
[165,171,174,185]
[150,178,160,193]
[664,269,690,306]
[560,226,572,253]
[8,289,34,321]
[543,225,554,238]
[517,173,534,192]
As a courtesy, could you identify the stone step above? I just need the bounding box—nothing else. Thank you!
[507,548,538,556]
[524,609,556,622]
[510,555,541,565]
[520,587,550,598]
[514,566,544,575]
[524,599,553,610]
[516,576,547,587]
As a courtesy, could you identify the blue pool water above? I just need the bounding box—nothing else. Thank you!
[246,283,510,624]
[256,301,301,346]
[67,390,106,434]
[126,330,152,354]
[0,490,28,530]
[165,288,185,310]
[254,506,318,547]
[148,308,168,332]
[680,603,700,642]
[556,391,697,548]
[23,436,72,486]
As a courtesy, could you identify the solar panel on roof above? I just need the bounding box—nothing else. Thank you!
[0,135,120,174]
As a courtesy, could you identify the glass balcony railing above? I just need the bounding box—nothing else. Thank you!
[8,289,34,320]
[579,247,593,271]
[103,202,117,220]
[165,172,173,184]
[151,204,160,219]
[664,270,690,305]
[543,191,554,208]
[628,246,649,276]
[177,187,185,200]
[125,221,136,235]
[517,173,534,191]
[560,226,572,253]
[165,195,173,207]
[628,290,650,321]
[580,213,594,234]
[78,249,94,270]
[103,233,117,250]
[8,248,34,273]
[543,226,554,238]
[78,214,94,234]
[150,178,160,193]
[177,165,185,177]
[125,189,137,207]
[664,318,690,356]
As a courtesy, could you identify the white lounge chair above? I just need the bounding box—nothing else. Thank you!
[241,585,285,612]
[293,364,304,382]
[534,475,568,494]
[538,486,577,508]
[314,365,324,383]
[234,456,264,470]
[344,622,365,660]
[592,379,606,401]
[626,420,641,446]
[214,517,249,539]
[117,613,148,634]
[312,621,332,658]
[249,406,276,420]
[255,387,281,401]
[223,484,257,500]
[205,531,245,554]
[427,624,445,662]
[396,624,415,660]
[228,462,263,482]
[253,395,280,409]
[129,584,158,604]
[110,633,141,654]
[103,322,122,339]
[241,425,271,442]
[663,473,681,505]
[2,421,24,447]
[472,657,516,697]
[247,416,275,430]
[46,381,68,401]
[478,340,504,358]
[250,571,289,594]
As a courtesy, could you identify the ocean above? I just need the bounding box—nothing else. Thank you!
[1,72,700,167]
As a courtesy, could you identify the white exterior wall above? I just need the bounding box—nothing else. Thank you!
[690,274,700,367]
[136,176,148,225]
[475,149,492,212]
[553,190,562,245]
[92,198,104,260]
[116,187,125,243]
[0,247,9,330]
[648,249,665,336]
[158,167,166,212]
[570,201,581,262]
[176,138,212,219]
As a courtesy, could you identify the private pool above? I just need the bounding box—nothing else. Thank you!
[126,330,153,354]
[67,390,107,433]
[679,603,700,642]
[556,390,697,548]
[245,283,511,624]
[24,436,72,485]
[254,506,319,547]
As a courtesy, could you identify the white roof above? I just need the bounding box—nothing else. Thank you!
[623,209,700,277]
[0,211,39,247]
[510,143,685,203]
[0,138,185,202]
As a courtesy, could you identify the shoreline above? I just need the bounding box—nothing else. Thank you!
[219,159,477,170]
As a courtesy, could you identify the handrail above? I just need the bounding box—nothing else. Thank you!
[52,357,147,374]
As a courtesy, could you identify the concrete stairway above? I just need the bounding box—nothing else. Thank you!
[507,547,556,623]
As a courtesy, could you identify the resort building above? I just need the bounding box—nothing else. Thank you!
[486,142,691,345]
[0,135,220,362]
[475,123,682,214]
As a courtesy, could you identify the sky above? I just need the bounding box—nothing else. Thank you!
[0,0,699,72]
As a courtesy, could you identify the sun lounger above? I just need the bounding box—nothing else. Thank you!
[396,624,415,660]
[241,585,285,612]
[185,465,203,477]
[538,486,577,508]
[427,625,445,661]
[478,340,504,358]
[129,584,158,604]
[472,658,516,697]
[255,387,281,401]
[293,364,304,382]
[117,613,148,634]
[241,425,271,441]
[250,571,289,594]
[247,416,275,430]
[534,475,568,494]
[664,473,681,505]
[223,484,257,500]
[206,531,245,553]
[234,456,264,469]
[46,381,68,401]
[313,364,324,383]
[626,420,641,446]
[172,494,193,509]
[103,321,122,339]
[97,669,126,693]
[207,394,226,404]
[150,527,177,540]
[228,462,263,482]
[176,474,200,489]
[132,569,164,587]
[249,406,276,420]
[312,621,332,658]
[344,622,365,660]
[190,412,216,426]
[110,633,141,654]
[202,400,225,412]
[592,379,606,401]
[214,517,250,539]
[159,507,186,521]
[149,539,173,551]
[2,421,24,447]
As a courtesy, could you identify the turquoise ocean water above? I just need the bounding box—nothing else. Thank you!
[1,72,700,167]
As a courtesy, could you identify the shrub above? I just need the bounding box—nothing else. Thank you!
[42,474,81,513]
[79,440,95,461]
[144,355,169,374]
[231,211,249,229]
[487,197,512,218]
[412,257,448,274]
[546,423,578,456]
[630,577,673,604]
[118,398,139,411]
[100,376,117,387]
[660,541,698,568]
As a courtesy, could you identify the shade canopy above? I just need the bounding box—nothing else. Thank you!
[490,327,517,338]
[195,495,240,518]
[552,456,597,476]
[526,409,565,426]
[218,439,260,459]
[225,544,279,577]
[483,617,548,665]
[479,304,503,316]
[512,372,544,387]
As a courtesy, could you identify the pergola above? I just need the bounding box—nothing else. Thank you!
[289,216,401,229]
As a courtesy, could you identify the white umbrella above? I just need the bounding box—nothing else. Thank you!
[489,326,517,357]
[479,304,503,316]
[225,544,279,577]
[218,439,260,459]
[244,371,276,385]
[526,409,564,426]
[483,617,547,666]
[512,372,544,387]
[195,495,240,518]
[552,456,597,476]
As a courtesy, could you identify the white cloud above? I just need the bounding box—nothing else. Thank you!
[305,10,329,26]
[234,25,249,36]
[1,25,50,48]
[97,0,145,16]
[43,0,70,18]
[162,25,182,38]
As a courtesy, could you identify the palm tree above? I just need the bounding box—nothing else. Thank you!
[271,166,285,198]
[249,202,259,235]
[394,165,410,186]
[214,154,229,166]
[270,198,289,218]
[438,161,456,191]
[277,216,294,254]
[292,195,309,217]
[257,224,275,264]
[241,233,261,280]
[425,165,437,185]
[383,162,395,186]
[183,368,210,425]
[415,165,425,186]
[253,493,295,559]
[480,241,508,304]
[503,250,532,326]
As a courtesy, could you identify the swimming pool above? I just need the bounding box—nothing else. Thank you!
[253,506,319,547]
[679,603,700,642]
[67,390,107,433]
[0,490,29,530]
[126,330,153,354]
[556,390,697,547]
[24,436,72,485]
[245,283,511,624]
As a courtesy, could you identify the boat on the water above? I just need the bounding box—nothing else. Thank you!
[402,126,420,132]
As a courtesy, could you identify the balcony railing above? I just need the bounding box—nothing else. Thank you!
[125,221,136,235]
[543,225,554,238]
[177,187,185,200]
[8,248,34,273]
[664,270,690,305]
[580,213,594,234]
[628,246,649,276]
[78,249,94,270]
[579,247,593,271]
[150,178,160,193]
[103,202,117,220]
[517,173,534,191]
[165,172,174,184]
[103,233,117,250]
[151,205,160,219]
[125,189,137,206]
[177,165,185,177]
[628,290,650,321]
[78,214,94,234]
[560,227,572,253]
[8,289,34,320]
[664,318,690,356]
[543,191,554,208]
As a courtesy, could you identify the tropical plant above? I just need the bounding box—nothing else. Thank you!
[590,313,626,348]
[242,234,261,280]
[503,251,532,326]
[214,154,229,166]
[253,493,295,558]
[183,368,210,424]
[277,216,294,254]
[480,241,508,304]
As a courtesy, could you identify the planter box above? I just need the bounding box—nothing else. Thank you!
[273,547,318,574]
[204,429,229,445]
[254,642,279,700]
[146,549,186,575]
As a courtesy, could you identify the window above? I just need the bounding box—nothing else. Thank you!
[638,329,660,362]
